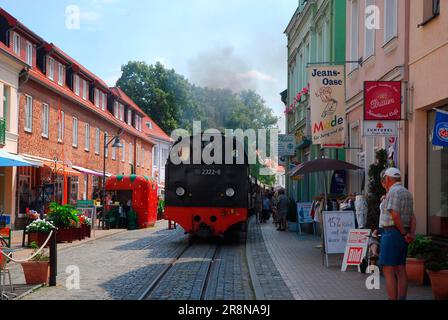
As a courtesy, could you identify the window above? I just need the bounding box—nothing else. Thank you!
[58,111,65,142]
[153,145,159,167]
[112,144,116,160]
[95,128,100,155]
[12,32,20,55]
[384,0,398,44]
[141,148,145,168]
[24,95,33,133]
[122,140,126,162]
[58,63,65,86]
[136,145,140,167]
[48,57,55,81]
[350,0,359,71]
[82,80,88,100]
[85,123,90,151]
[421,0,440,26]
[127,109,132,125]
[105,132,109,158]
[26,42,33,66]
[146,121,153,130]
[364,0,375,59]
[74,75,80,96]
[101,93,106,111]
[2,85,9,131]
[120,104,124,121]
[129,142,133,164]
[41,103,49,138]
[114,102,119,119]
[72,117,78,147]
[162,148,169,166]
[95,89,100,108]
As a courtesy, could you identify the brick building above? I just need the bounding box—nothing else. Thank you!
[0,8,169,228]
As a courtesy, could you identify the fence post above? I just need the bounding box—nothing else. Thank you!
[49,230,57,286]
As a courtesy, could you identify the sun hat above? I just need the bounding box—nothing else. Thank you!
[384,168,401,179]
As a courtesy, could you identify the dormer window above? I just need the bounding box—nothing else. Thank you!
[12,32,20,55]
[119,104,124,121]
[82,79,88,100]
[114,101,119,119]
[101,92,107,111]
[74,75,80,96]
[127,109,132,126]
[146,121,152,130]
[26,42,33,66]
[58,63,65,86]
[95,89,100,107]
[48,57,55,81]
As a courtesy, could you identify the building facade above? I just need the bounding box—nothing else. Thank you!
[0,8,169,229]
[0,40,27,227]
[345,0,409,195]
[408,0,447,237]
[284,0,346,203]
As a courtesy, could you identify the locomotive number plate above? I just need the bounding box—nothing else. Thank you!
[195,169,222,176]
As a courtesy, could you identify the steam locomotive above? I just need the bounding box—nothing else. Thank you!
[164,133,253,239]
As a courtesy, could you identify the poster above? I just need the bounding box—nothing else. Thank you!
[309,66,346,145]
[322,211,356,255]
[341,229,371,272]
[297,202,313,224]
[364,81,402,121]
[278,135,296,157]
[432,110,448,148]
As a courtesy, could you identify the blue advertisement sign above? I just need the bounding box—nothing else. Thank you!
[433,110,448,148]
[297,202,313,224]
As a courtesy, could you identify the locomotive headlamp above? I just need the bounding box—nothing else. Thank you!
[225,188,235,198]
[176,187,186,197]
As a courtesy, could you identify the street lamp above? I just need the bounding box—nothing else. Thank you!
[102,133,123,225]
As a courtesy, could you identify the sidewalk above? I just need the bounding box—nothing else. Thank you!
[259,222,434,300]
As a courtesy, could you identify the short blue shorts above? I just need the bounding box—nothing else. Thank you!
[380,229,408,266]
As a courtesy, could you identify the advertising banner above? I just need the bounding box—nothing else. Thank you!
[432,110,448,148]
[278,134,296,157]
[309,66,346,145]
[341,229,371,272]
[364,81,402,121]
[363,121,398,137]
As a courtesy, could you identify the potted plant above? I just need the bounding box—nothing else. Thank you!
[406,235,438,285]
[20,241,50,285]
[426,255,448,300]
[47,203,79,243]
[26,219,56,248]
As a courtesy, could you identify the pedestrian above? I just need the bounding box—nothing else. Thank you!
[261,191,272,223]
[254,187,263,224]
[276,189,288,231]
[380,168,416,300]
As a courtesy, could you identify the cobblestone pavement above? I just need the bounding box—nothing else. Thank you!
[14,222,188,300]
[146,243,217,300]
[204,242,255,300]
[260,223,434,300]
[246,217,294,300]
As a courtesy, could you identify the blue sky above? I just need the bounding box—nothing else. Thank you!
[0,0,297,132]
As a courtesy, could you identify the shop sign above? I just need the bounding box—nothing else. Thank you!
[342,229,371,272]
[363,121,397,137]
[364,81,402,121]
[309,66,346,145]
[297,202,313,224]
[278,134,296,157]
[432,110,448,148]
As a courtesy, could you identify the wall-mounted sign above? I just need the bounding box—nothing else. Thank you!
[363,121,398,137]
[364,81,402,121]
[309,65,346,145]
[278,135,296,157]
[432,110,448,148]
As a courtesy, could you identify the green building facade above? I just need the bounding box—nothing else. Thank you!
[284,0,346,203]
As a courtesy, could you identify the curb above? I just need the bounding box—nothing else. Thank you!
[245,216,266,301]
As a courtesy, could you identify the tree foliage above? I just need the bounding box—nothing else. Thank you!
[366,149,388,228]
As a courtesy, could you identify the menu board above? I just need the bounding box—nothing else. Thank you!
[322,211,356,254]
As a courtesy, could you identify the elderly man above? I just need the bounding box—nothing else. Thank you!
[380,168,416,300]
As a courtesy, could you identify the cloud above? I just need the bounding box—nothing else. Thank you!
[236,70,276,82]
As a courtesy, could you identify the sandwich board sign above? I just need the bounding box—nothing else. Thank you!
[322,211,356,267]
[341,229,371,272]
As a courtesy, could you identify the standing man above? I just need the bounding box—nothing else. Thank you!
[276,189,288,231]
[380,168,416,300]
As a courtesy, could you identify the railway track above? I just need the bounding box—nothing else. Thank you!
[139,241,222,300]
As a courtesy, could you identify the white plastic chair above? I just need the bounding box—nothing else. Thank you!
[0,247,14,300]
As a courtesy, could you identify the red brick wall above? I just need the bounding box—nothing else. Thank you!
[18,80,153,200]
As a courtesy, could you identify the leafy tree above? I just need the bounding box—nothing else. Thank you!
[366,149,388,228]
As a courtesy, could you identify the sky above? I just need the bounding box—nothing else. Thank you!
[0,0,298,132]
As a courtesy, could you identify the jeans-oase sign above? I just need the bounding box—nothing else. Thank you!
[309,66,346,146]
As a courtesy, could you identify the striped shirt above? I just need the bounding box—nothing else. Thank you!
[381,183,414,228]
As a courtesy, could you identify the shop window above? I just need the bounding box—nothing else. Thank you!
[428,108,448,239]
[69,177,79,205]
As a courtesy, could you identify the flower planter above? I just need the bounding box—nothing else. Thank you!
[57,228,73,243]
[406,258,427,285]
[427,270,448,300]
[84,225,91,238]
[72,227,83,241]
[21,261,50,285]
[28,232,51,248]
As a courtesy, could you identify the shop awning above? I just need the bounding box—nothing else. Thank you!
[72,165,104,177]
[0,150,34,167]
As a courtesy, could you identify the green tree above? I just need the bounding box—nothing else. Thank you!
[366,149,388,228]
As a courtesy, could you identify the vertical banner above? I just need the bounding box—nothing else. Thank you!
[309,65,346,146]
